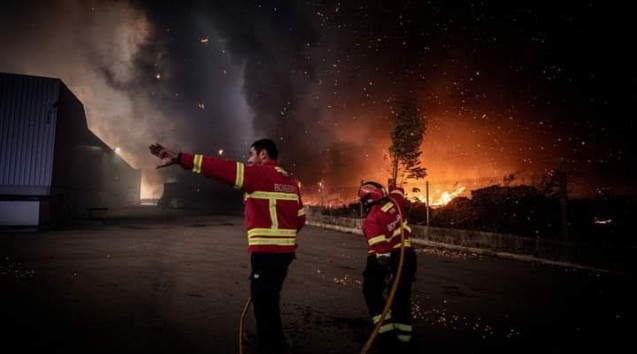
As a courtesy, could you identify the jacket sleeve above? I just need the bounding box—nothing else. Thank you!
[388,184,406,214]
[296,181,306,232]
[362,214,391,254]
[179,153,260,193]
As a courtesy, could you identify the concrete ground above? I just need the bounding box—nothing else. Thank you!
[1,208,633,354]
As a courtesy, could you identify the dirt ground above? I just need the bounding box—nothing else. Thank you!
[1,208,633,353]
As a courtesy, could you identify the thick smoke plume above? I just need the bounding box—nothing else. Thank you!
[3,0,633,200]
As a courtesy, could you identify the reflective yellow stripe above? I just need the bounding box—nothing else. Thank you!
[372,313,392,323]
[393,239,411,248]
[248,228,297,237]
[248,238,296,246]
[297,208,305,216]
[245,191,299,230]
[368,235,387,246]
[269,198,278,229]
[391,223,411,237]
[274,166,289,176]
[246,191,299,201]
[244,191,300,243]
[397,334,412,342]
[394,323,413,332]
[380,202,393,212]
[192,154,203,174]
[371,313,395,333]
[234,162,244,189]
[390,189,404,197]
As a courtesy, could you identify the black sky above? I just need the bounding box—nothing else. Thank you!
[1,0,635,198]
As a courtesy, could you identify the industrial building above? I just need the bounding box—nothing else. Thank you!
[0,72,140,226]
[159,173,243,214]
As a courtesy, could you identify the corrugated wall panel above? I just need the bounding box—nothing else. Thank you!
[0,73,59,195]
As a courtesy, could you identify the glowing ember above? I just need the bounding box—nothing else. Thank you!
[200,37,209,43]
[155,73,161,79]
[1,258,35,280]
[413,293,522,340]
[593,217,612,225]
[415,246,482,260]
[332,274,361,287]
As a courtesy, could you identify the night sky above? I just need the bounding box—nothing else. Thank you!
[1,0,635,199]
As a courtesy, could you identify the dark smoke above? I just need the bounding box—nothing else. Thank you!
[135,0,337,185]
[2,0,635,199]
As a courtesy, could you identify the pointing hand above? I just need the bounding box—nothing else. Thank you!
[149,143,178,169]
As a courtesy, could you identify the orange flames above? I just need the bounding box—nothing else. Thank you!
[300,178,469,208]
[410,183,467,207]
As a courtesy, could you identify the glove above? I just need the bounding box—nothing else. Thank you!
[375,252,390,266]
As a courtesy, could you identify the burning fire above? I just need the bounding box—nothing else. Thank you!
[141,176,162,200]
[411,184,467,207]
[300,178,468,208]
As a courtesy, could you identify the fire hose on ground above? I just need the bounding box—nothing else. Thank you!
[238,296,252,354]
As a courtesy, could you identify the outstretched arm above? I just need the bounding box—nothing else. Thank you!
[150,145,259,193]
[149,143,179,169]
[297,185,306,232]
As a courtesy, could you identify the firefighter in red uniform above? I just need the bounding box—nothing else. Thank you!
[149,139,305,354]
[358,181,417,352]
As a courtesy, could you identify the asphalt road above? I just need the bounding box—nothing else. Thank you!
[1,210,633,353]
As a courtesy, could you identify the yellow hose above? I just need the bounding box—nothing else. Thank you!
[360,195,406,354]
[238,296,252,354]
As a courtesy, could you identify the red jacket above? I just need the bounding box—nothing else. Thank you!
[179,153,305,253]
[361,185,412,254]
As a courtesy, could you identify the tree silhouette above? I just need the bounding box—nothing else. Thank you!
[389,102,427,184]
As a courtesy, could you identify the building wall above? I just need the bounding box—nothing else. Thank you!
[0,200,40,225]
[159,173,243,214]
[0,73,58,197]
[1,72,140,225]
[50,82,140,219]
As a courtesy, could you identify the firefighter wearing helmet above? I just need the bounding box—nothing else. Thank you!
[358,180,417,352]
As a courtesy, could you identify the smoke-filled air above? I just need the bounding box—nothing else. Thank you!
[1,0,635,201]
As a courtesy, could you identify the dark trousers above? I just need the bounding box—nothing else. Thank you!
[250,252,295,354]
[362,248,417,342]
[390,248,417,341]
[362,254,395,350]
[363,254,391,318]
